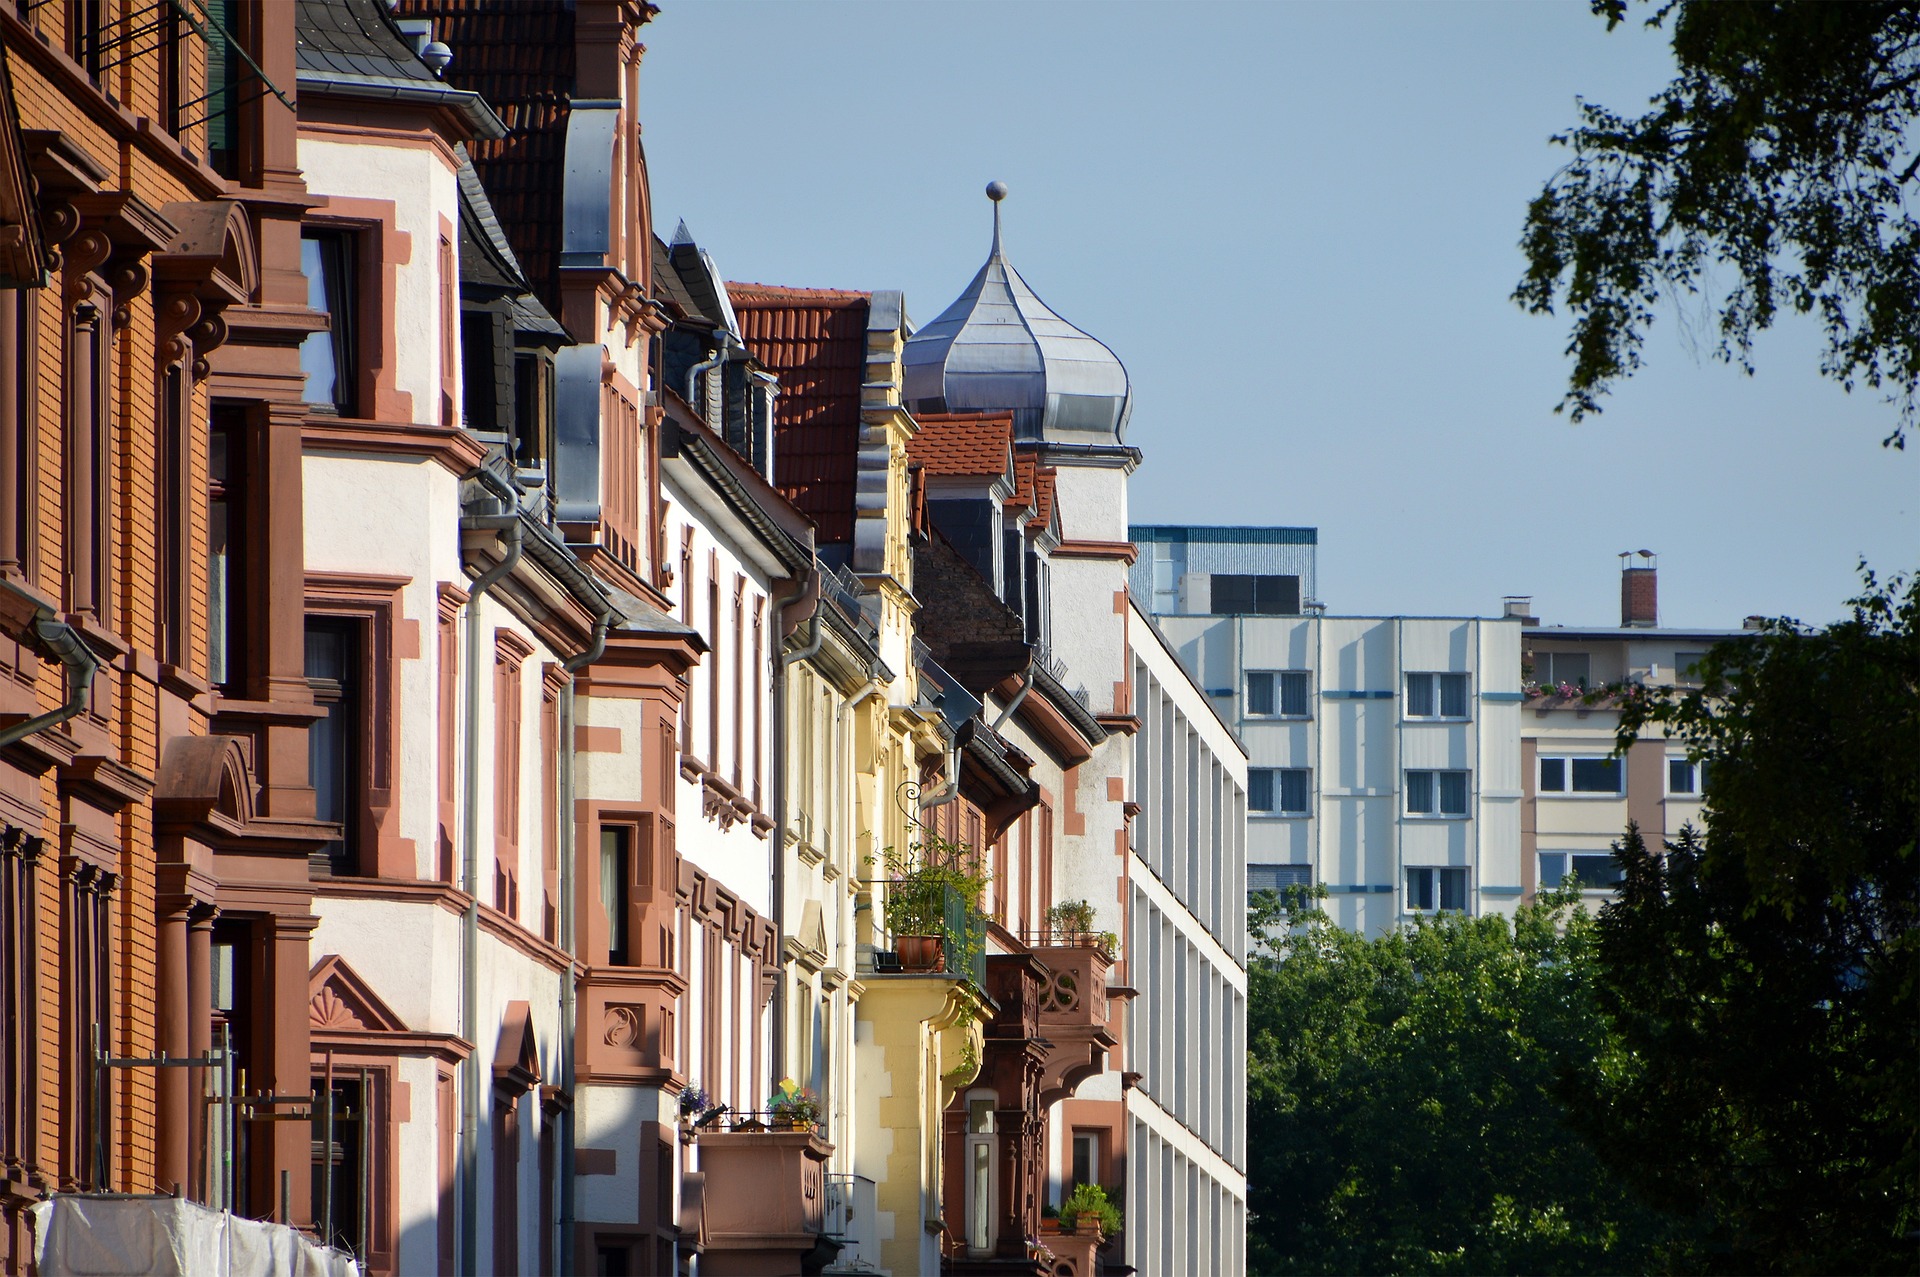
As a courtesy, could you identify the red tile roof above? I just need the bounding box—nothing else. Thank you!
[1029,467,1060,535]
[393,0,585,318]
[729,284,872,545]
[1007,452,1038,515]
[907,412,1014,480]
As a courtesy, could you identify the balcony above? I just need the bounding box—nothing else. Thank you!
[1024,932,1121,1104]
[872,878,987,989]
[695,1119,835,1276]
[822,1172,879,1272]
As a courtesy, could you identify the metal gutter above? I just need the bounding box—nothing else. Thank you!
[294,69,509,140]
[0,608,101,749]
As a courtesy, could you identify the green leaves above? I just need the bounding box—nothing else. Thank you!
[1516,1,1920,445]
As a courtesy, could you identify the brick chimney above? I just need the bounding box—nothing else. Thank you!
[1620,551,1657,627]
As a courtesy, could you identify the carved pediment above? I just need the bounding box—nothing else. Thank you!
[155,734,257,834]
[308,954,411,1034]
[494,999,541,1093]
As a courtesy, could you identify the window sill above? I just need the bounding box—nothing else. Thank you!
[1403,813,1471,821]
[1250,812,1310,821]
[1538,792,1625,800]
[1404,716,1472,724]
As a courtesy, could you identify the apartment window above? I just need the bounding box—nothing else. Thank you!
[461,311,502,435]
[600,827,630,966]
[1668,757,1708,795]
[67,0,103,80]
[0,288,37,582]
[311,1075,368,1255]
[1539,851,1624,890]
[1210,573,1299,615]
[1406,866,1467,911]
[300,231,356,414]
[1246,670,1309,718]
[0,829,39,1167]
[67,863,113,1187]
[208,409,243,689]
[1248,863,1311,894]
[1538,756,1622,795]
[1072,1129,1103,1188]
[306,617,362,876]
[1536,651,1591,688]
[1248,768,1309,816]
[1675,651,1707,684]
[1406,672,1469,719]
[512,353,552,471]
[65,299,108,620]
[493,1092,520,1276]
[204,0,247,177]
[1406,769,1469,817]
[964,1092,996,1255]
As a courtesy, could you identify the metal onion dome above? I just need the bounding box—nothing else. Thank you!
[903,182,1131,444]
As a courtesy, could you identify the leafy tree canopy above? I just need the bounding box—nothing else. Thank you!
[1244,887,1672,1275]
[1515,1,1920,445]
[1591,569,1920,1273]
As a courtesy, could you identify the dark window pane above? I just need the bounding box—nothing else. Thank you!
[1571,757,1621,793]
[1210,574,1254,614]
[1253,575,1300,615]
[1438,771,1468,815]
[300,234,354,413]
[1279,671,1309,717]
[461,311,497,433]
[1406,868,1434,910]
[1545,652,1591,687]
[1406,673,1434,717]
[1539,758,1566,792]
[1248,769,1274,813]
[1440,867,1467,910]
[1440,674,1468,718]
[1246,672,1274,716]
[305,617,358,875]
[1407,771,1433,814]
[1278,769,1309,813]
[1570,854,1624,888]
[600,828,630,964]
[1669,758,1694,793]
[1539,852,1567,887]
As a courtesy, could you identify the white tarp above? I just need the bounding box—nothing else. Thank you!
[32,1195,360,1277]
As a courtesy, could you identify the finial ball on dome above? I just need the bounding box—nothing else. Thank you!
[985,181,1008,202]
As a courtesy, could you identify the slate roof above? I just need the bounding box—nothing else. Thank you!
[454,145,566,341]
[393,0,580,317]
[296,0,439,82]
[728,283,872,545]
[907,412,1014,480]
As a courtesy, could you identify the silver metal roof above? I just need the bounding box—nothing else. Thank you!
[903,185,1131,444]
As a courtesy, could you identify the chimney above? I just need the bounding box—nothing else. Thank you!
[1620,551,1657,628]
[1502,595,1538,626]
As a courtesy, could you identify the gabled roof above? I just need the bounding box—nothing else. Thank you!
[907,412,1015,481]
[1029,467,1059,533]
[728,283,873,544]
[393,0,581,315]
[1007,453,1038,516]
[297,0,506,138]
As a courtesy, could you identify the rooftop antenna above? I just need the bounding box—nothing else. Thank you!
[986,180,1007,255]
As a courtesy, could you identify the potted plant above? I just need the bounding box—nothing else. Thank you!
[1058,1182,1123,1238]
[881,833,990,975]
[769,1077,821,1131]
[678,1082,722,1131]
[1048,899,1097,944]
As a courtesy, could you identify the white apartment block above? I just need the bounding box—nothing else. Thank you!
[1128,602,1249,1277]
[1134,527,1526,936]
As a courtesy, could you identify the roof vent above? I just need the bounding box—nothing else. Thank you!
[1503,595,1538,625]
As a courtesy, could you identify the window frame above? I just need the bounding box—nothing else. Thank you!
[1538,850,1625,892]
[1247,767,1310,817]
[1667,756,1707,797]
[1404,769,1470,818]
[300,229,358,416]
[1245,669,1311,719]
[1537,754,1626,797]
[1405,865,1468,912]
[1405,671,1470,720]
[1247,863,1311,895]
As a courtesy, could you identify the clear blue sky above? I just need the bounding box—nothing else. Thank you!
[638,1,1915,630]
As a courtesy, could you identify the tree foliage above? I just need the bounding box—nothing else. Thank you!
[1514,1,1920,445]
[1588,569,1920,1273]
[1244,887,1670,1275]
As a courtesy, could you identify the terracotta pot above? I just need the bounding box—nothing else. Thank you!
[896,934,945,972]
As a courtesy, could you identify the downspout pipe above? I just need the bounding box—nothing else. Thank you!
[988,657,1036,734]
[457,466,523,1276]
[916,732,962,813]
[768,561,820,1089]
[685,342,727,426]
[0,613,101,748]
[555,604,611,1277]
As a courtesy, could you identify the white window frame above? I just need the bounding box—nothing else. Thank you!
[1537,754,1625,797]
[1248,767,1310,817]
[1245,669,1311,719]
[1404,769,1470,818]
[1667,755,1707,796]
[1405,865,1469,912]
[1248,863,1311,894]
[1404,671,1471,721]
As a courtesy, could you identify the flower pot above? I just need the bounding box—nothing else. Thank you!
[896,934,944,972]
